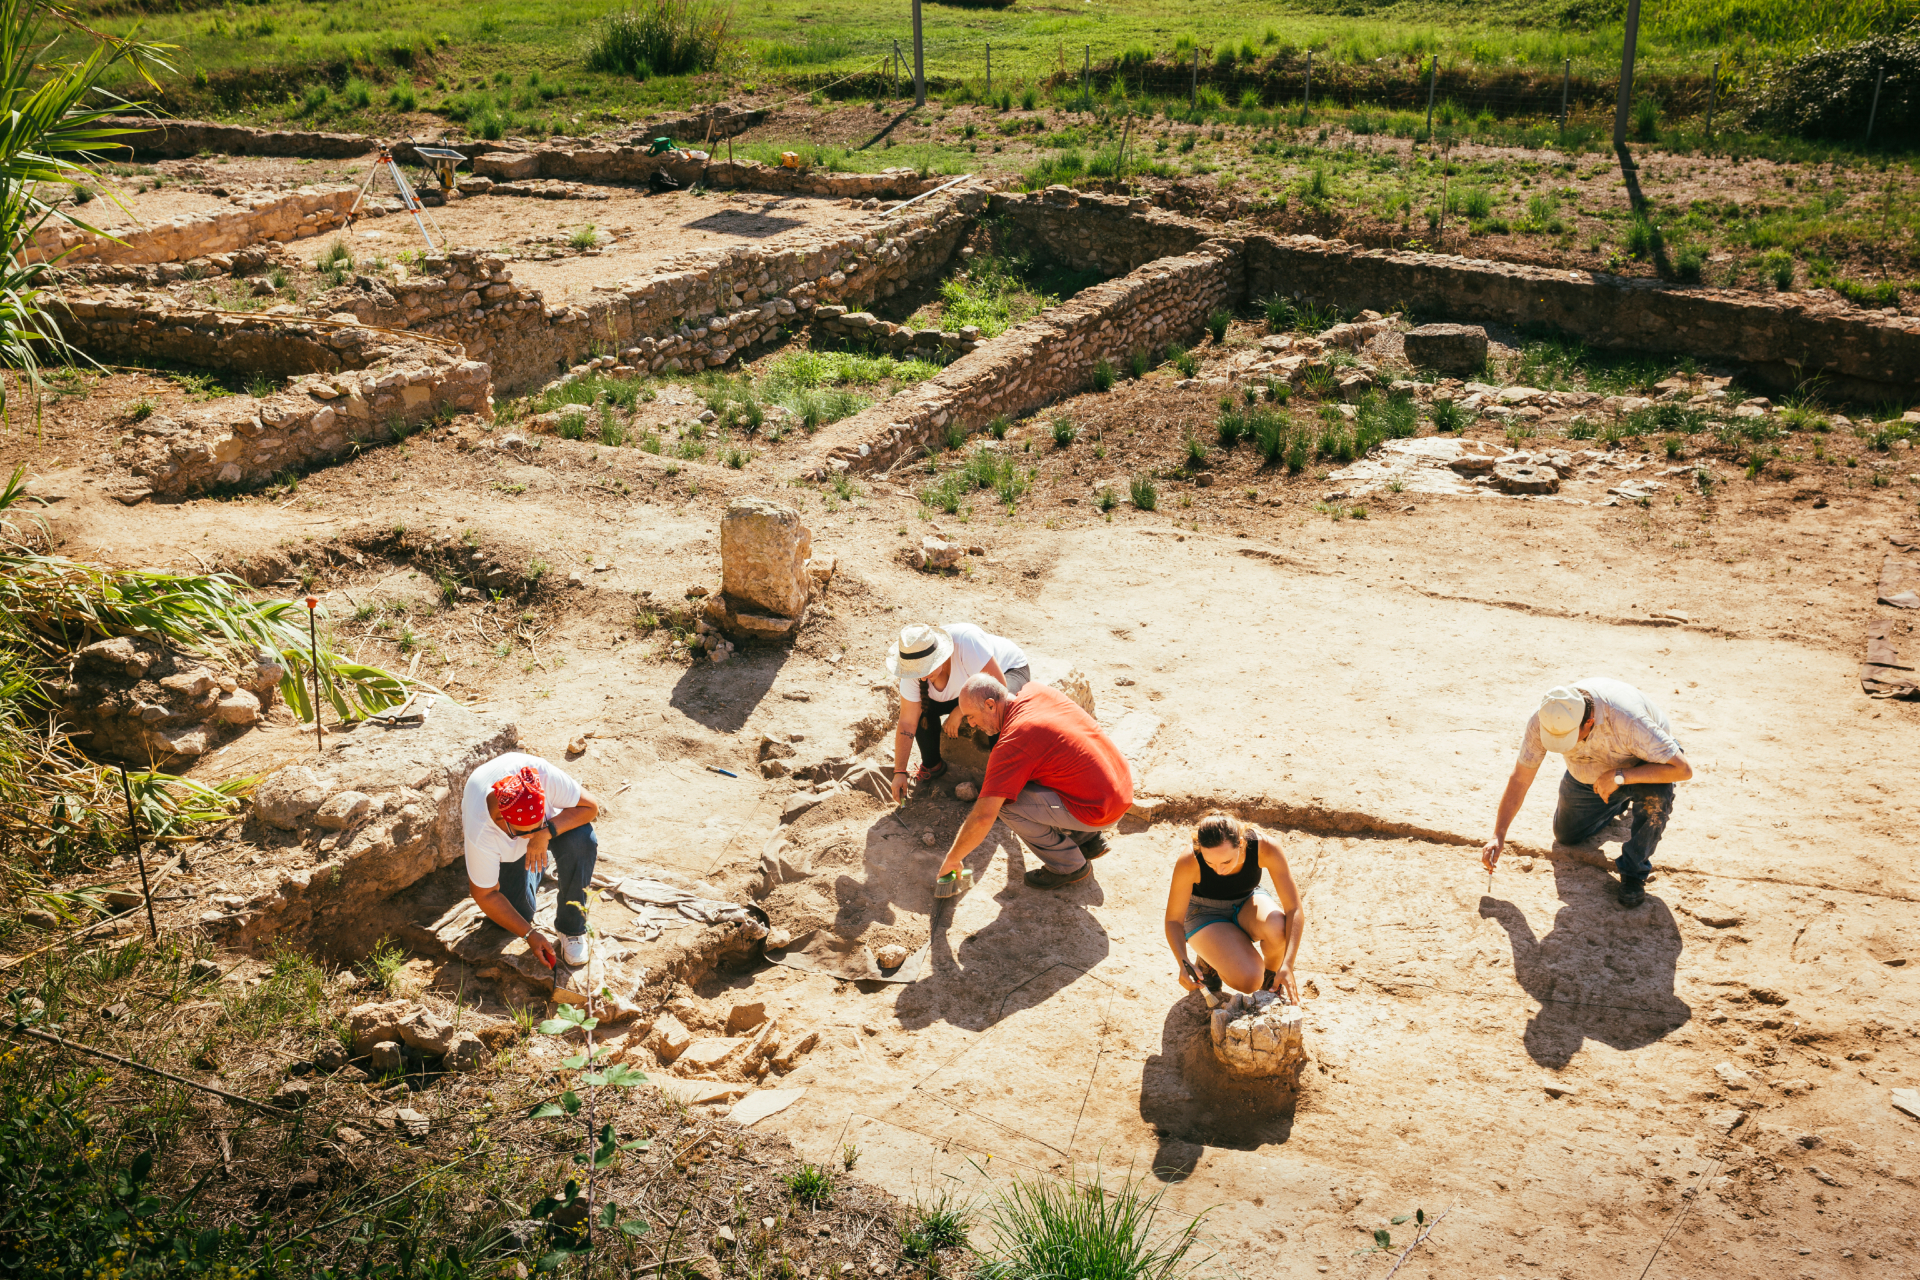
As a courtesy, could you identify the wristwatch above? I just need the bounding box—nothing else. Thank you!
[1614,771,1626,788]
[544,818,559,840]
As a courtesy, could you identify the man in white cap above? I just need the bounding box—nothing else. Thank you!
[1482,678,1693,908]
[887,621,1031,803]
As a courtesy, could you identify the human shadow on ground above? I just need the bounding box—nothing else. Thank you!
[1138,994,1296,1182]
[668,647,784,735]
[1479,859,1691,1070]
[682,210,805,238]
[887,819,1111,1035]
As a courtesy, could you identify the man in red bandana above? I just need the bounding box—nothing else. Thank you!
[462,752,601,968]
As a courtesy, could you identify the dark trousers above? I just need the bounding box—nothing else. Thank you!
[1553,773,1674,887]
[498,824,598,938]
[914,694,961,767]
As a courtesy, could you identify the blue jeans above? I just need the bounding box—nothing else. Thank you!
[1553,773,1674,887]
[498,824,598,938]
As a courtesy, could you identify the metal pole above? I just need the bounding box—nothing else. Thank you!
[893,40,900,98]
[1705,56,1720,142]
[911,0,924,108]
[116,766,158,942]
[305,594,323,752]
[1865,66,1885,145]
[1560,58,1570,131]
[1425,55,1439,136]
[1082,45,1090,111]
[1614,0,1642,149]
[1191,46,1198,111]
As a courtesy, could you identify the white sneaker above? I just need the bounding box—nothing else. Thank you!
[559,933,591,967]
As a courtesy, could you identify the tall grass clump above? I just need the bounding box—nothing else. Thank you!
[977,1165,1207,1280]
[585,0,734,79]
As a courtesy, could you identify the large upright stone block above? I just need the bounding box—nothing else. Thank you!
[720,498,812,621]
[1207,989,1306,1081]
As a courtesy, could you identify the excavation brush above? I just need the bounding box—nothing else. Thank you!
[933,867,973,899]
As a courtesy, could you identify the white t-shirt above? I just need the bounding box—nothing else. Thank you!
[461,752,582,889]
[898,622,1029,704]
[1516,676,1682,785]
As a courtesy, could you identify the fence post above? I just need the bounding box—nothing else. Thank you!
[911,0,924,107]
[1191,45,1198,111]
[1613,0,1642,149]
[1083,45,1090,111]
[1305,50,1312,113]
[1560,58,1570,131]
[986,43,991,98]
[1425,56,1439,137]
[1705,55,1720,142]
[893,40,901,99]
[1866,66,1885,145]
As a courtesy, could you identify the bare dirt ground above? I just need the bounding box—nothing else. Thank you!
[9,298,1919,1273]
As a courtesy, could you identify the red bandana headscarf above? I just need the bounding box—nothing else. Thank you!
[491,766,546,829]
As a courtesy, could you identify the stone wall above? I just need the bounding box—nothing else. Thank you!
[799,238,1242,477]
[230,702,517,956]
[55,297,491,497]
[24,186,358,267]
[1246,235,1920,402]
[98,115,373,160]
[324,191,986,390]
[992,186,1216,275]
[473,147,954,202]
[809,305,982,360]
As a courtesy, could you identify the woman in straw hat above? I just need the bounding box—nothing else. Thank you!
[888,622,1031,803]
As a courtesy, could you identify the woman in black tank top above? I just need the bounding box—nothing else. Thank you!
[1163,812,1305,1000]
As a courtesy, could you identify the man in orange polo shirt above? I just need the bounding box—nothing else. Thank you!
[933,674,1133,889]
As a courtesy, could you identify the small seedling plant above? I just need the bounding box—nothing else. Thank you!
[1353,1206,1448,1275]
[526,995,654,1270]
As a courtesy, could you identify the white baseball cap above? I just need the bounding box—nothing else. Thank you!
[1537,686,1588,754]
[885,623,953,680]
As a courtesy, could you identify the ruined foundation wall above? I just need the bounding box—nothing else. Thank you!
[55,297,491,497]
[799,240,1242,476]
[990,187,1217,275]
[25,187,359,267]
[1246,235,1920,401]
[339,190,986,391]
[474,149,953,203]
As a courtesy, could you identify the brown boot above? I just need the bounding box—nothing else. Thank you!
[1023,864,1091,890]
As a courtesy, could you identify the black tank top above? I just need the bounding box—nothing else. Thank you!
[1194,833,1263,899]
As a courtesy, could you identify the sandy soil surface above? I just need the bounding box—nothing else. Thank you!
[8,304,1919,1279]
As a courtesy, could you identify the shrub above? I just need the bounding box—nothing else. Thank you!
[387,81,418,111]
[1624,214,1662,260]
[784,1163,835,1206]
[1127,350,1149,379]
[1631,95,1659,141]
[1206,310,1231,343]
[1051,418,1077,448]
[1129,474,1157,510]
[586,0,734,78]
[1745,35,1920,141]
[988,413,1011,439]
[1216,404,1245,448]
[342,77,373,109]
[1170,345,1199,378]
[1096,486,1117,512]
[1092,357,1115,391]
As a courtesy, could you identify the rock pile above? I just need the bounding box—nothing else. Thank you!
[347,999,491,1074]
[54,636,282,764]
[1206,988,1307,1082]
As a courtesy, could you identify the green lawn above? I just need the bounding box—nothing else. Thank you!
[74,0,1919,135]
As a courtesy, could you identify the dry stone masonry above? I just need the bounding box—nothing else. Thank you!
[26,186,358,267]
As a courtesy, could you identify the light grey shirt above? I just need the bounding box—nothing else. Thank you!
[1516,676,1682,785]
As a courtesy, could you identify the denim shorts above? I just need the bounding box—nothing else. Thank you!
[1185,887,1278,939]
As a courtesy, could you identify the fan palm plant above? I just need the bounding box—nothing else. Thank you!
[0,0,171,417]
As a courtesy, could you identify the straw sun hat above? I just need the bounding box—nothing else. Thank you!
[886,623,954,680]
